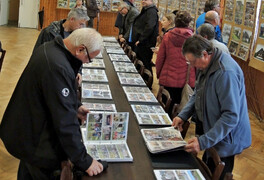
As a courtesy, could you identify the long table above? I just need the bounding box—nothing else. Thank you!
[83,49,209,180]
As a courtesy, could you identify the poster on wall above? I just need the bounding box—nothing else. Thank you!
[102,0,111,11]
[112,0,121,11]
[241,29,252,45]
[69,0,76,8]
[197,0,206,16]
[228,40,239,55]
[254,44,264,62]
[222,23,232,44]
[237,44,249,61]
[244,0,256,27]
[234,0,244,25]
[57,0,68,8]
[232,26,242,41]
[224,0,235,22]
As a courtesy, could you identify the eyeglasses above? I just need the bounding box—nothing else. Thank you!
[82,44,92,63]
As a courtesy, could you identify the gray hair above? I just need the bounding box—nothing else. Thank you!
[68,28,103,53]
[67,8,90,21]
[197,23,215,40]
[119,2,130,10]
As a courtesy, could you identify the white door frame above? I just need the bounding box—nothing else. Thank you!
[18,0,40,28]
[0,0,10,26]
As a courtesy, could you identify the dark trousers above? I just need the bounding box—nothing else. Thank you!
[88,17,94,28]
[18,161,60,180]
[163,86,183,116]
[134,45,153,74]
[202,152,235,180]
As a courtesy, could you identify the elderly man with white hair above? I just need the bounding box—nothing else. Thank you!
[197,23,230,55]
[0,28,105,179]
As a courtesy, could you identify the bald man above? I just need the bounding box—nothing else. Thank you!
[204,10,223,43]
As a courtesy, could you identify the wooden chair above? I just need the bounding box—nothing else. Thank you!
[120,41,127,49]
[142,69,153,89]
[130,51,137,63]
[124,45,131,55]
[195,147,225,180]
[0,41,6,72]
[134,59,145,76]
[157,86,172,113]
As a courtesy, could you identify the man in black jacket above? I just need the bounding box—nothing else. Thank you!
[129,0,159,74]
[0,28,104,179]
[85,0,99,28]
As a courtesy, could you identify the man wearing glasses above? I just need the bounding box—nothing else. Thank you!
[0,28,105,179]
[118,2,139,43]
[172,35,251,180]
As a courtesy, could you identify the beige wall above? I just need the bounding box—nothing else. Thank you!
[9,0,19,21]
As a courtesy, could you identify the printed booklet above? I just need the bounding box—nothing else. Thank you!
[105,47,125,54]
[103,42,120,47]
[123,86,158,103]
[103,36,118,42]
[82,69,108,83]
[131,105,172,125]
[113,62,137,73]
[81,112,133,162]
[117,72,146,86]
[82,83,112,100]
[83,59,105,69]
[153,169,205,180]
[141,127,186,153]
[108,54,131,62]
[82,102,116,112]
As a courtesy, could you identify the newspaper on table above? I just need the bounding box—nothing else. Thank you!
[82,102,116,112]
[81,112,133,162]
[141,127,186,153]
[82,69,108,83]
[82,83,112,100]
[123,86,158,103]
[103,36,118,42]
[153,169,205,180]
[117,72,146,86]
[113,62,137,73]
[108,54,131,62]
[103,42,120,47]
[105,47,125,54]
[131,105,172,125]
[83,59,105,69]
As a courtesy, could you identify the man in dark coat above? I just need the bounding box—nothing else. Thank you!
[130,0,159,74]
[0,28,104,179]
[85,0,100,28]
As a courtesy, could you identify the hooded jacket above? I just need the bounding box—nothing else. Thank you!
[156,27,195,88]
[0,37,93,171]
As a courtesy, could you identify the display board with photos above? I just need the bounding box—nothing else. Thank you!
[82,83,112,100]
[134,0,142,12]
[83,59,105,69]
[249,0,264,72]
[131,105,172,125]
[196,0,206,16]
[158,0,168,21]
[81,112,133,162]
[82,69,108,83]
[82,102,117,112]
[223,0,258,61]
[108,54,131,62]
[113,62,138,73]
[166,0,179,13]
[117,72,146,86]
[123,86,158,104]
[105,47,125,54]
[141,127,186,153]
[103,42,120,47]
[154,169,205,180]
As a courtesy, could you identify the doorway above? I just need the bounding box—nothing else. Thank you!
[9,0,19,26]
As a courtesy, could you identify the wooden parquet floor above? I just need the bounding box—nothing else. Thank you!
[0,26,264,180]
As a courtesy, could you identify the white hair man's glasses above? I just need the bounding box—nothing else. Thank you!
[82,44,92,62]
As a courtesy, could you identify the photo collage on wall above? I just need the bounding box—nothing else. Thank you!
[223,0,257,61]
[158,0,167,21]
[249,0,264,72]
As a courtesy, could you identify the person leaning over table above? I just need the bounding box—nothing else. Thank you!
[0,28,104,179]
[172,35,251,180]
[118,2,139,43]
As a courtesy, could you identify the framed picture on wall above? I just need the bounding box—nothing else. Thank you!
[254,44,264,62]
[222,23,232,44]
[232,26,242,41]
[57,0,68,8]
[242,29,252,45]
[234,0,244,25]
[69,0,76,8]
[229,40,239,55]
[237,44,249,61]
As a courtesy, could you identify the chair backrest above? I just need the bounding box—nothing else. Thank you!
[196,147,225,180]
[0,41,6,72]
[121,41,127,49]
[124,45,131,55]
[142,69,153,89]
[134,59,145,76]
[130,51,137,63]
[157,86,172,113]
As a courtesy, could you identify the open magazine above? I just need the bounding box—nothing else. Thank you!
[82,102,116,112]
[83,59,105,69]
[131,105,172,125]
[153,169,205,180]
[103,42,120,47]
[141,127,186,153]
[105,47,125,54]
[82,69,108,83]
[81,112,133,162]
[117,72,146,86]
[108,54,131,62]
[123,86,158,104]
[113,62,138,73]
[82,83,112,100]
[103,36,118,42]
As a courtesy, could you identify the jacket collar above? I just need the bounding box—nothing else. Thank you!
[54,36,82,76]
[201,47,222,76]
